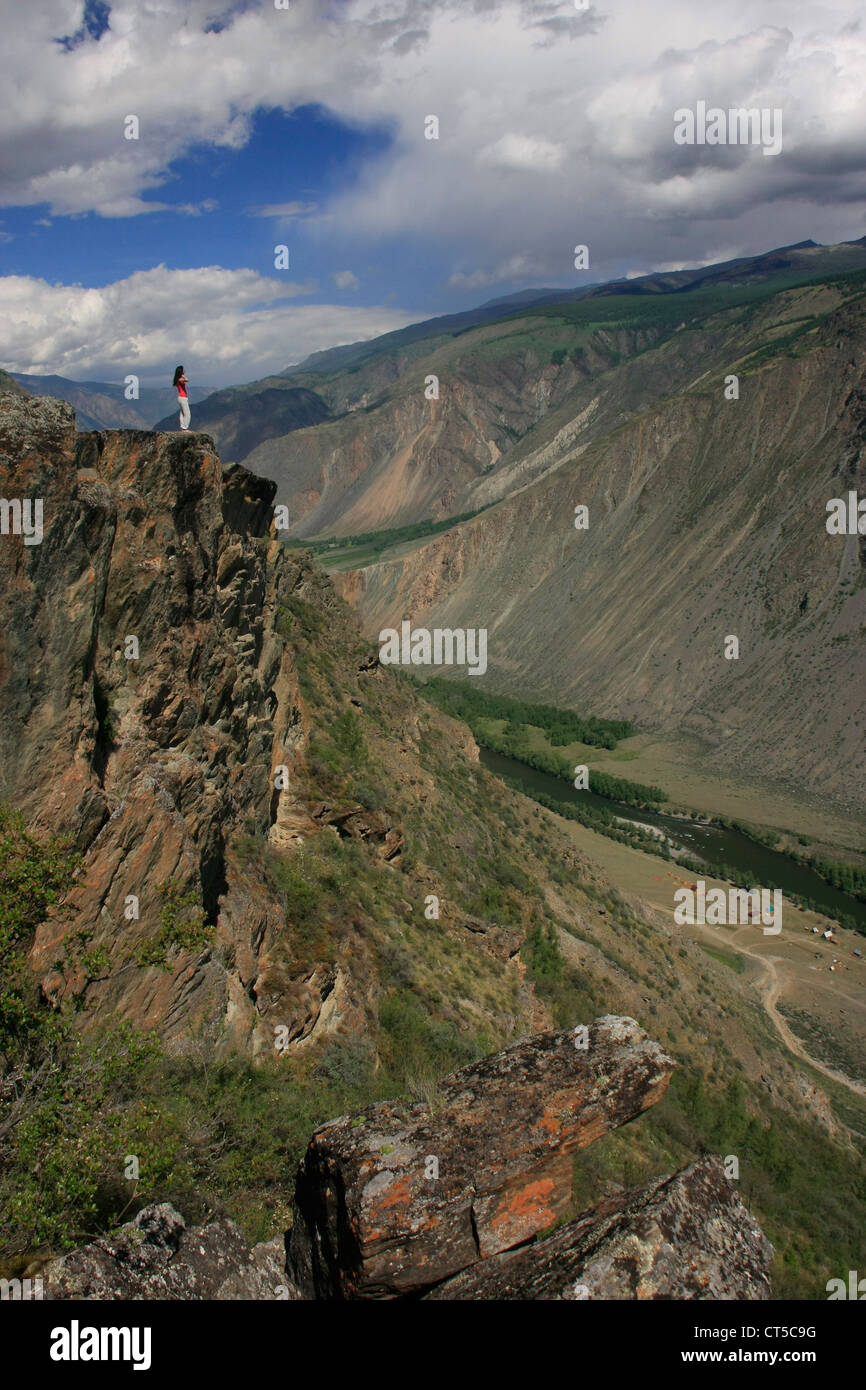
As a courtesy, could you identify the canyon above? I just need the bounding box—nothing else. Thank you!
[2,252,866,1299]
[231,242,866,817]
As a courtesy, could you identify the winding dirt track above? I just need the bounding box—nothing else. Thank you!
[731,942,866,1099]
[651,896,866,1100]
[554,819,866,1102]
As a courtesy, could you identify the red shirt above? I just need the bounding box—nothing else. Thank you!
[177,380,187,397]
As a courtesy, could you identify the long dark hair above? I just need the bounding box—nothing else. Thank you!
[172,365,184,387]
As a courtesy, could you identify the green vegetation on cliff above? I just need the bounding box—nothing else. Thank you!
[0,807,80,1049]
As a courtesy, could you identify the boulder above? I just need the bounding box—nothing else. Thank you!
[423,1156,774,1300]
[289,1015,674,1298]
[42,1203,295,1301]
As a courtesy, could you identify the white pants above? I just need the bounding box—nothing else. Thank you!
[178,396,190,430]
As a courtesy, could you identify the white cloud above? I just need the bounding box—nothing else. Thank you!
[176,199,219,216]
[247,200,319,219]
[331,269,360,290]
[446,254,545,290]
[0,264,416,387]
[477,132,565,173]
[317,1,866,284]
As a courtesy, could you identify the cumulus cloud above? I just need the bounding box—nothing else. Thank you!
[331,269,360,289]
[2,0,866,351]
[318,1,866,283]
[0,264,415,386]
[3,3,863,234]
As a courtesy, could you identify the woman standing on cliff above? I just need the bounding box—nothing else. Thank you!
[173,365,190,430]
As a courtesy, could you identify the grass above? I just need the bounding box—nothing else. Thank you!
[697,942,746,974]
[286,505,492,570]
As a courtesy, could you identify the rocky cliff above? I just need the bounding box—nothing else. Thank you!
[0,391,548,1055]
[1,392,305,1049]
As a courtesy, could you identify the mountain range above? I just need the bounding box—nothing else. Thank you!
[174,237,866,817]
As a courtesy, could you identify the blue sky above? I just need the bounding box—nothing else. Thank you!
[1,106,399,294]
[0,0,864,388]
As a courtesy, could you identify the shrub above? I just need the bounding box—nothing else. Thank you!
[0,805,80,1051]
[134,882,212,969]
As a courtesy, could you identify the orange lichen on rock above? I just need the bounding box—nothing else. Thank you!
[290,1017,674,1298]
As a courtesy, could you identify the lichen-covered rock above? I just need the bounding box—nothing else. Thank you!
[289,1016,674,1299]
[423,1157,774,1300]
[42,1204,294,1301]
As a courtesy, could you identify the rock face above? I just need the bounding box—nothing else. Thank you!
[42,1204,289,1301]
[289,1017,676,1299]
[0,393,306,1048]
[0,392,414,1053]
[423,1157,773,1301]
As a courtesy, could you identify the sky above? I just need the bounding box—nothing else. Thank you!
[1,0,865,388]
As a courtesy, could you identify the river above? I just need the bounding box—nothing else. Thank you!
[479,746,866,929]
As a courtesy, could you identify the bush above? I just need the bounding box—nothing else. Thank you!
[314,1038,375,1091]
[524,922,562,980]
[378,989,483,1094]
[134,882,212,969]
[0,805,80,1052]
[0,1024,174,1255]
